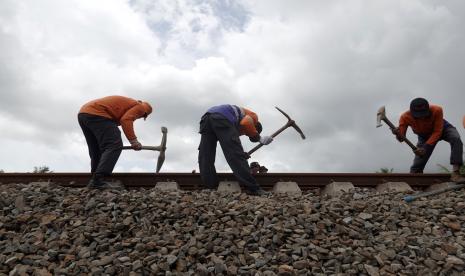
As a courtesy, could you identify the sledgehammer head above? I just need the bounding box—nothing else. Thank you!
[156,127,168,173]
[376,106,386,128]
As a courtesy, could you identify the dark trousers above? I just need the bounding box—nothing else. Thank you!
[198,113,260,192]
[78,113,123,176]
[411,126,463,173]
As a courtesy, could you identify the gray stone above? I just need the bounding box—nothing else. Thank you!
[91,256,113,267]
[358,212,373,220]
[166,254,177,266]
[14,195,26,211]
[364,264,380,276]
[426,182,456,192]
[446,256,464,266]
[376,182,413,193]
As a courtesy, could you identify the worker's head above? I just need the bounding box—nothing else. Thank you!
[410,98,431,118]
[140,101,152,120]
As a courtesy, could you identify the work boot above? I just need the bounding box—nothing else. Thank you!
[87,175,112,189]
[246,188,268,196]
[451,171,465,184]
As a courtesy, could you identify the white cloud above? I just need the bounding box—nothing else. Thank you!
[0,0,464,173]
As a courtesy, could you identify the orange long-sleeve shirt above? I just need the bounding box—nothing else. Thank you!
[79,96,152,140]
[398,105,444,146]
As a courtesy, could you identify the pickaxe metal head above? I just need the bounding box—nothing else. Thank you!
[376,106,386,128]
[156,127,168,173]
[121,126,168,173]
[275,106,306,139]
[247,106,306,156]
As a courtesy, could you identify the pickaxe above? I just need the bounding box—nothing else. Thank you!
[376,106,418,153]
[122,126,168,173]
[247,107,306,156]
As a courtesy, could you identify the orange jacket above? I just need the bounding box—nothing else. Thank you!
[79,95,152,140]
[398,105,444,146]
[239,108,259,138]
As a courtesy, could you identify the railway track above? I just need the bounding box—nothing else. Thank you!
[0,173,452,190]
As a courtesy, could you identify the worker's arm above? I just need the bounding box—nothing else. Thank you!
[240,109,273,145]
[120,105,146,141]
[396,113,409,141]
[425,107,444,146]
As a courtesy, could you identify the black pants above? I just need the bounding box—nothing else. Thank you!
[198,113,260,192]
[78,113,123,176]
[411,126,463,173]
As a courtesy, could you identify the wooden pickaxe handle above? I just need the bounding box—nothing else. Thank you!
[121,126,168,173]
[247,121,293,156]
[381,117,418,151]
[122,145,161,151]
[247,107,306,157]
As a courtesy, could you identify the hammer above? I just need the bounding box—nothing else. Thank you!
[122,126,168,173]
[247,107,306,156]
[376,106,418,152]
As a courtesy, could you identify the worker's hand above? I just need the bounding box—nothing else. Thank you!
[391,128,404,142]
[259,135,273,145]
[129,139,142,151]
[414,147,426,157]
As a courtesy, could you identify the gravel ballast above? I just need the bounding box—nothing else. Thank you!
[1,182,465,275]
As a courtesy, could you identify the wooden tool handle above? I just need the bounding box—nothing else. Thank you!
[382,118,418,151]
[122,146,161,151]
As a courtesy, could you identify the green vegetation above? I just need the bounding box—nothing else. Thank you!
[436,164,450,173]
[376,167,394,173]
[33,166,52,173]
[437,164,465,174]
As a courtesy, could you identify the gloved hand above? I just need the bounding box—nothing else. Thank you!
[259,135,273,145]
[129,139,142,151]
[391,127,404,142]
[414,147,425,156]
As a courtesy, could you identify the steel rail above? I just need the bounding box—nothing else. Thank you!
[0,173,451,190]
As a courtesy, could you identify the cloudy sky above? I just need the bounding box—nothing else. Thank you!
[1,0,464,173]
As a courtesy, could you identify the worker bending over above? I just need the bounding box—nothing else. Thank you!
[393,98,465,182]
[198,104,273,196]
[78,95,152,189]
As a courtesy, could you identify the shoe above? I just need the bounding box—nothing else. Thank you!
[451,172,465,184]
[246,188,268,196]
[87,176,112,189]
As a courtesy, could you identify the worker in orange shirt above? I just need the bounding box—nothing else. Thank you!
[78,95,152,189]
[393,98,465,183]
[198,104,273,196]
